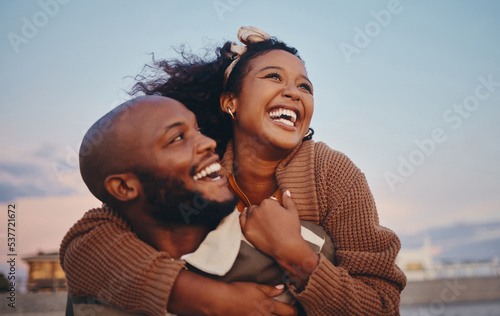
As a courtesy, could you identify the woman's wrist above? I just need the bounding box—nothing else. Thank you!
[275,239,320,291]
[168,269,230,315]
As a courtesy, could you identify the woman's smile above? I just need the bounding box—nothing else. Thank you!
[268,107,298,128]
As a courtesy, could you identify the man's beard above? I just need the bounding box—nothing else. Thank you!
[135,169,238,227]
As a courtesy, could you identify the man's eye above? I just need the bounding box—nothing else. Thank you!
[171,133,184,143]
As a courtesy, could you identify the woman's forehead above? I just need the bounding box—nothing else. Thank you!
[249,50,306,73]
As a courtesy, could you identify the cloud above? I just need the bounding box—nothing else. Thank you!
[0,143,83,202]
[0,182,45,201]
[0,161,44,177]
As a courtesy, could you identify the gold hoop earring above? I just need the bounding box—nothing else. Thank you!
[227,107,235,120]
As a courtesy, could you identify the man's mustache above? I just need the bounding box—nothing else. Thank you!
[189,151,217,177]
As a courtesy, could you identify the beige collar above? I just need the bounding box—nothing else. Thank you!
[180,208,242,276]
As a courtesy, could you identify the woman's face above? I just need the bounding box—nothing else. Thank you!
[230,50,314,153]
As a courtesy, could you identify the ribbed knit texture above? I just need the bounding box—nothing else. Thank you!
[222,140,406,315]
[59,206,185,316]
[60,139,406,315]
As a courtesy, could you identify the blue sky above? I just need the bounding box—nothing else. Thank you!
[1,1,499,274]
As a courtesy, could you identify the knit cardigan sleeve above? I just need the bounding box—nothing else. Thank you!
[288,142,406,315]
[59,206,186,316]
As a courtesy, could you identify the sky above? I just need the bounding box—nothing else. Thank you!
[1,0,499,280]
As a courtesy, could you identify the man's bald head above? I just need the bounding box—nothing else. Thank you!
[79,95,183,204]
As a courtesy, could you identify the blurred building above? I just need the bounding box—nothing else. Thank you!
[398,237,500,305]
[397,236,500,281]
[397,235,436,281]
[22,252,66,292]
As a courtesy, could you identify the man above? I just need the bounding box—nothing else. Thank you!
[61,96,332,315]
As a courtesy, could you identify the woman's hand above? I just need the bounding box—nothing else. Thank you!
[169,270,297,316]
[220,282,298,316]
[239,191,319,290]
[240,191,301,258]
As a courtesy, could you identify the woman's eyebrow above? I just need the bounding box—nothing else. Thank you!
[257,65,312,85]
[258,65,282,73]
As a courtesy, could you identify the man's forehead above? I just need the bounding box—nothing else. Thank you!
[138,100,197,138]
[155,101,196,127]
[126,97,194,123]
[111,97,196,145]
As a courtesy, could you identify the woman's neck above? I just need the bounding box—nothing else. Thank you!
[231,136,289,205]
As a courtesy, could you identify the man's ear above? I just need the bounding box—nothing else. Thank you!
[105,173,141,202]
[220,92,237,116]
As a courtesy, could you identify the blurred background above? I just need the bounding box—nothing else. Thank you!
[1,0,499,314]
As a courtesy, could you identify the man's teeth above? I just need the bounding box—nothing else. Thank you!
[269,108,297,125]
[193,163,221,181]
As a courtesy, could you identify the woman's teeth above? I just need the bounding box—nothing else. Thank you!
[269,108,297,126]
[193,163,221,181]
[275,118,294,126]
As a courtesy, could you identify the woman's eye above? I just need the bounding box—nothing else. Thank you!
[299,83,313,94]
[265,72,281,81]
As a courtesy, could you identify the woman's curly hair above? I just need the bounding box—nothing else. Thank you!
[132,38,302,156]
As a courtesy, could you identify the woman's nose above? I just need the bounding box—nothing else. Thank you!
[282,84,300,101]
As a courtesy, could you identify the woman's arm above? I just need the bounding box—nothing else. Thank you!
[170,270,297,316]
[291,169,406,315]
[60,206,184,315]
[239,144,406,315]
[60,206,297,316]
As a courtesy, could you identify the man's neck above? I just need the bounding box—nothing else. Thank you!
[146,224,212,258]
[125,207,213,258]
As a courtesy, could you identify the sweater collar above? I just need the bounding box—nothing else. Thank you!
[220,139,319,224]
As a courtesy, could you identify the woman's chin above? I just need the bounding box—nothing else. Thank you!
[234,126,306,155]
[267,135,304,152]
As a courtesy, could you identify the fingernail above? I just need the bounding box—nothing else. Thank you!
[275,284,285,290]
[285,190,291,197]
[243,207,248,212]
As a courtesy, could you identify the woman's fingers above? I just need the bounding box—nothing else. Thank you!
[239,205,256,229]
[272,301,298,316]
[281,190,298,216]
[254,284,298,316]
[239,206,248,228]
[257,283,285,297]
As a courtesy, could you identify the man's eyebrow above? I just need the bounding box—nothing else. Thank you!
[165,122,183,130]
[159,122,184,138]
[258,65,313,85]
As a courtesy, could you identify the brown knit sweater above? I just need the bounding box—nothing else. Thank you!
[59,139,406,315]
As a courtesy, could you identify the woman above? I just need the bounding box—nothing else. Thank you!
[60,27,406,315]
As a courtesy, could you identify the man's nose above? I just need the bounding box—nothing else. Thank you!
[195,132,217,153]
